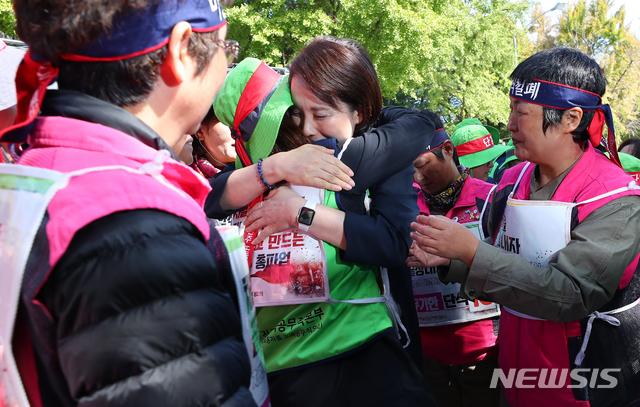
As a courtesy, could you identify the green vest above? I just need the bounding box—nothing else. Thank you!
[256,190,392,373]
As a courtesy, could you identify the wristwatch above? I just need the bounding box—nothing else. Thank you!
[297,200,317,232]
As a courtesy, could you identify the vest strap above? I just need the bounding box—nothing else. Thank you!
[327,297,384,304]
[510,162,532,197]
[575,181,640,206]
[503,306,544,321]
[478,184,497,239]
[337,138,353,161]
[574,298,640,366]
[328,267,411,349]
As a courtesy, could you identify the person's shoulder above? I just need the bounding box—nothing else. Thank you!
[499,161,529,187]
[465,176,494,194]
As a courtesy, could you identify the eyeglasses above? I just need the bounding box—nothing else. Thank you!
[214,39,240,66]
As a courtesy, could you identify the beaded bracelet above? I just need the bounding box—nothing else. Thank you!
[257,158,276,190]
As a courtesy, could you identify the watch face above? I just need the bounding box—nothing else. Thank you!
[298,207,315,226]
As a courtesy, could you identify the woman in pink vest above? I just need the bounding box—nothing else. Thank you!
[411,48,640,407]
[407,114,499,407]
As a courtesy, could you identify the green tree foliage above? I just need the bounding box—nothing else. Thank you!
[225,0,337,66]
[557,0,626,59]
[523,0,640,140]
[227,0,530,133]
[558,0,637,140]
[414,0,529,131]
[0,0,17,38]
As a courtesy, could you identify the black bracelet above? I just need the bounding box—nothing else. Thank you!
[257,158,276,189]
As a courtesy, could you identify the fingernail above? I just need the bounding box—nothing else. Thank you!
[348,170,354,177]
[342,183,352,191]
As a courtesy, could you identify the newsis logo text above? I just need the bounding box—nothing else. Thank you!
[490,368,620,389]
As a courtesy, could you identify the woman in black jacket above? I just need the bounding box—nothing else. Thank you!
[205,38,436,406]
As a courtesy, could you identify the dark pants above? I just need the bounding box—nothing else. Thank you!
[268,332,436,407]
[388,264,425,374]
[423,353,500,407]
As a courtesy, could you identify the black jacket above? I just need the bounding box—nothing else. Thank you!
[20,91,256,407]
[205,106,433,265]
[203,106,433,373]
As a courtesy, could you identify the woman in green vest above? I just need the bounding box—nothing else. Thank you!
[207,38,435,407]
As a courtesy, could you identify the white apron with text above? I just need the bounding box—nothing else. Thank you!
[233,185,331,307]
[216,226,270,407]
[233,181,412,346]
[495,162,640,366]
[0,164,66,407]
[412,221,500,327]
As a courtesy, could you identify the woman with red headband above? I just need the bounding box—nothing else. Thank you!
[0,1,258,406]
[412,48,640,406]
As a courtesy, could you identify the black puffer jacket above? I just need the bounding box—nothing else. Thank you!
[17,91,256,407]
[32,209,255,407]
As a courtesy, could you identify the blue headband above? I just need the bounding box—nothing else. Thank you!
[509,78,622,169]
[0,0,226,143]
[60,0,226,61]
[510,78,602,110]
[423,128,450,154]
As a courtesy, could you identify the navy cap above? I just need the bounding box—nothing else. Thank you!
[423,128,450,154]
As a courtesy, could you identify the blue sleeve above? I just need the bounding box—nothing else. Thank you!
[341,165,418,267]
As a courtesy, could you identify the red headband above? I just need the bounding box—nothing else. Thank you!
[456,134,494,156]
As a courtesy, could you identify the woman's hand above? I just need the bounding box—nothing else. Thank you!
[263,145,355,192]
[244,186,305,246]
[410,215,480,267]
[406,241,451,268]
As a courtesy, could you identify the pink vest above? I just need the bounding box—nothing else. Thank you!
[416,177,499,365]
[19,116,212,296]
[494,144,640,407]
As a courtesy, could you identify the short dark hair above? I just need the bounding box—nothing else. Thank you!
[289,36,382,137]
[420,109,444,129]
[15,0,219,107]
[430,143,460,167]
[201,106,220,127]
[619,137,640,159]
[510,48,606,143]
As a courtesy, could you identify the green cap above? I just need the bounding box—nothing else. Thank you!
[451,124,509,169]
[454,118,500,145]
[613,152,640,182]
[488,140,518,179]
[213,58,293,169]
[502,140,519,166]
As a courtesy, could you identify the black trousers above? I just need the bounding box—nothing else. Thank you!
[388,264,424,374]
[267,331,436,407]
[423,353,500,407]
